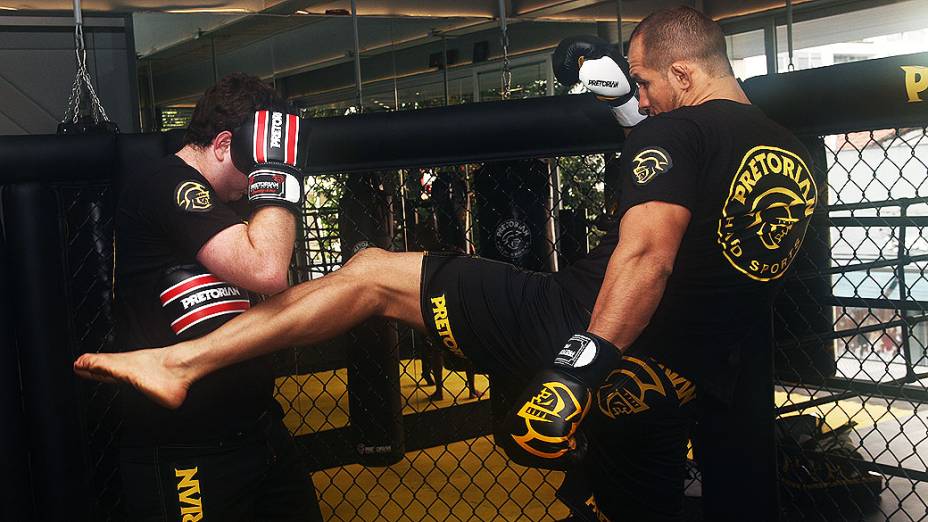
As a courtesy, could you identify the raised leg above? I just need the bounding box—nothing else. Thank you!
[74,249,426,409]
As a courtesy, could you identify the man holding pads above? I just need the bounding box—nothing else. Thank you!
[112,73,321,521]
[79,8,814,520]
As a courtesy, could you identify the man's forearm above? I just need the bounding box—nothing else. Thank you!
[587,249,672,350]
[248,206,297,267]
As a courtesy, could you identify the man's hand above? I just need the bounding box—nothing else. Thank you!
[552,35,646,128]
[231,110,307,215]
[499,333,622,470]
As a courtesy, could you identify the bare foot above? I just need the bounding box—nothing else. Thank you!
[73,349,190,410]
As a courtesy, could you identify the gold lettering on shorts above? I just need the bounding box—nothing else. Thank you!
[431,295,465,358]
[175,467,204,522]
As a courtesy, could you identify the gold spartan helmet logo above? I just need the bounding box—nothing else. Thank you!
[631,147,672,185]
[596,356,667,418]
[747,186,808,250]
[175,181,212,212]
[510,381,588,460]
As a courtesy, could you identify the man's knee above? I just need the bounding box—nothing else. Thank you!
[341,248,424,322]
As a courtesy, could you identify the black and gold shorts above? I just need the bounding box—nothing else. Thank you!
[419,252,590,380]
[420,252,696,521]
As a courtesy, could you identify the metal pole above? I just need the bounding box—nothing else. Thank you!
[147,60,157,131]
[763,17,778,74]
[350,0,364,110]
[390,20,399,110]
[442,35,450,106]
[210,36,218,83]
[785,0,795,71]
[72,0,82,28]
[615,0,623,48]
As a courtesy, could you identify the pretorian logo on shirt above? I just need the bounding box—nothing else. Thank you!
[175,181,212,212]
[430,294,465,358]
[512,381,587,460]
[901,66,928,102]
[718,145,817,282]
[494,218,532,259]
[174,467,204,522]
[631,147,672,185]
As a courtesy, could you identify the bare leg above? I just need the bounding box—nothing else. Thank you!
[74,249,426,409]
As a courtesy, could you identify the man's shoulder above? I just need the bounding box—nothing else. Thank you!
[122,155,215,215]
[124,154,200,193]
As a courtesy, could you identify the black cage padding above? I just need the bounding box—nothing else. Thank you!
[302,93,627,174]
[744,51,928,136]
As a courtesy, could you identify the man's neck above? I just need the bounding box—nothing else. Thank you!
[685,75,751,107]
[176,145,219,189]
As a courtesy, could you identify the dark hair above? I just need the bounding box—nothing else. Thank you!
[629,6,733,77]
[183,72,292,148]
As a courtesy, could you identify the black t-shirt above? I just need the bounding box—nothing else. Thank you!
[555,100,817,400]
[115,154,278,444]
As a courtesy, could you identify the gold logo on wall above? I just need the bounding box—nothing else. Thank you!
[631,147,672,185]
[718,146,817,282]
[901,66,928,103]
[175,181,212,212]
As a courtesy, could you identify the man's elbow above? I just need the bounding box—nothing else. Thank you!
[251,264,291,295]
[625,249,676,282]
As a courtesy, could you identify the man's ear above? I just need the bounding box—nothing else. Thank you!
[213,130,233,162]
[669,62,692,90]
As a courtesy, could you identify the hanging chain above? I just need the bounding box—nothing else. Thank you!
[501,31,512,100]
[498,0,512,100]
[62,6,111,125]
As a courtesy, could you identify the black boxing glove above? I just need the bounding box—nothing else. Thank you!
[159,264,251,340]
[553,35,646,128]
[552,34,613,86]
[231,110,307,215]
[500,332,622,470]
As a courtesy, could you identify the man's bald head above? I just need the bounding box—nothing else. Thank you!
[629,6,733,78]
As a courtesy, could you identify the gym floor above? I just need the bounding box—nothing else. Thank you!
[275,362,924,521]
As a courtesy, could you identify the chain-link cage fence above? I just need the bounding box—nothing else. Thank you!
[53,181,123,521]
[774,127,928,522]
[277,156,615,521]
[58,144,928,521]
[31,98,928,521]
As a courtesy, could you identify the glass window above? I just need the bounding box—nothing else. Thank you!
[727,29,767,80]
[775,0,928,72]
[477,61,547,102]
[158,107,193,131]
[397,77,473,111]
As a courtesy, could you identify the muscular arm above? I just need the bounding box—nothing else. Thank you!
[197,206,296,295]
[587,200,691,349]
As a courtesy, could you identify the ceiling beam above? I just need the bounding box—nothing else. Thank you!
[512,0,611,18]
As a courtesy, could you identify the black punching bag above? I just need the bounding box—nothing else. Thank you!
[473,160,554,271]
[339,173,405,465]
